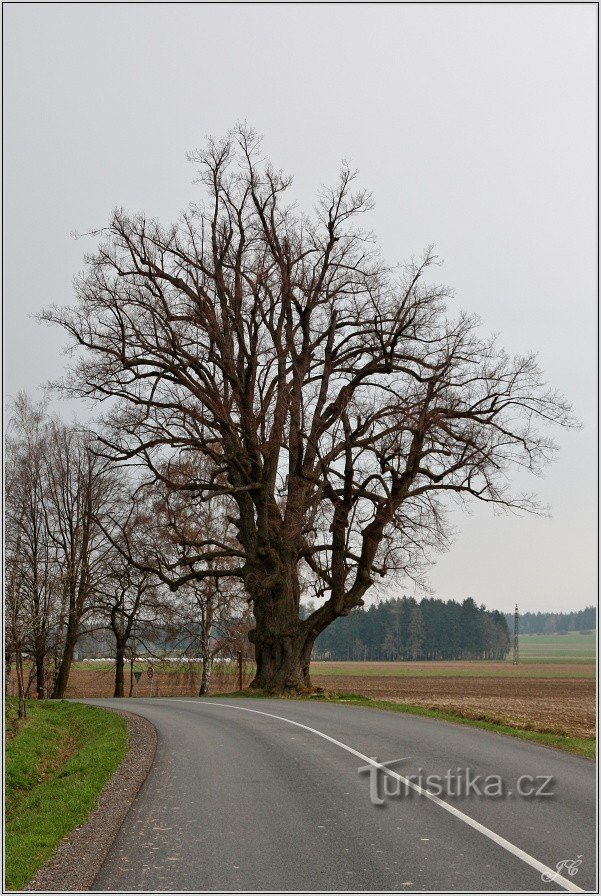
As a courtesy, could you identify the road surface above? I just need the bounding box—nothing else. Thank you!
[85,697,596,892]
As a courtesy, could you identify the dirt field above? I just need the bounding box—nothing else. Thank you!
[310,669,596,738]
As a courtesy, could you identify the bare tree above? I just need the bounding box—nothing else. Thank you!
[5,396,137,700]
[5,395,58,699]
[42,126,574,693]
[93,489,166,697]
[101,562,159,698]
[5,518,29,718]
[123,459,245,696]
[159,576,244,696]
[43,421,119,698]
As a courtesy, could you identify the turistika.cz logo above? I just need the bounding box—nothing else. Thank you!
[358,757,555,806]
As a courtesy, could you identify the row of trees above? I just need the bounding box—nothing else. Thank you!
[505,607,596,635]
[310,596,510,661]
[5,396,248,716]
[6,126,573,695]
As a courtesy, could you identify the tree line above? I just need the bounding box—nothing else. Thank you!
[505,606,596,635]
[306,596,510,661]
[6,125,574,698]
[5,395,250,716]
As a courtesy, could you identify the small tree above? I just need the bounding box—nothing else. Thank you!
[42,126,574,693]
[44,422,120,698]
[101,562,159,698]
[144,459,244,696]
[5,527,29,718]
[171,579,243,696]
[5,395,58,699]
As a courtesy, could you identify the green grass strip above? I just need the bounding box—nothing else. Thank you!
[5,699,128,890]
[215,689,595,761]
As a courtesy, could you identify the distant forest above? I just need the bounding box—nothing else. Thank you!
[305,599,597,662]
[504,606,596,635]
[307,597,510,661]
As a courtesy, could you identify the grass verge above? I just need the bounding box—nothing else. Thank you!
[5,699,128,890]
[214,689,595,761]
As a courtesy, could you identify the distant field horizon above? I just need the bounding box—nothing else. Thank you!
[515,630,596,663]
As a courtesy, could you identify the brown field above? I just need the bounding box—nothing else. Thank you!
[11,657,595,740]
[311,668,596,738]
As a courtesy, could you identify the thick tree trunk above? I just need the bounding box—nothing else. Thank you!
[114,643,126,697]
[244,545,351,694]
[249,623,315,694]
[245,562,309,693]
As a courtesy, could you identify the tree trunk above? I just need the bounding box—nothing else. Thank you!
[199,653,212,696]
[51,626,77,699]
[244,551,314,694]
[35,646,46,699]
[249,623,315,694]
[129,650,135,697]
[114,642,126,697]
[243,533,365,694]
[15,646,26,719]
[5,646,13,697]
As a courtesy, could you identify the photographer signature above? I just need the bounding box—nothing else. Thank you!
[541,856,583,883]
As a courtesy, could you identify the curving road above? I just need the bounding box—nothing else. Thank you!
[85,697,596,892]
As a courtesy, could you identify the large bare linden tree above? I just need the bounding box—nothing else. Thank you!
[43,127,573,693]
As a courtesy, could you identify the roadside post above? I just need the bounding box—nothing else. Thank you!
[147,663,154,697]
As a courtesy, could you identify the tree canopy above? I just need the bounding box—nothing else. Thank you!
[42,126,574,692]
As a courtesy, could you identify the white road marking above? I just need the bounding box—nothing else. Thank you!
[168,698,584,893]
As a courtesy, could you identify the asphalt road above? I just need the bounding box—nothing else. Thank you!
[85,697,596,892]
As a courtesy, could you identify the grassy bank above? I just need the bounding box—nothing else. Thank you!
[217,689,595,761]
[5,699,128,890]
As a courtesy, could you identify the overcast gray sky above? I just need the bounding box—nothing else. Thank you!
[3,3,596,614]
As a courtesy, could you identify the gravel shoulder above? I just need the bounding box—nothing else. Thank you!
[26,709,157,891]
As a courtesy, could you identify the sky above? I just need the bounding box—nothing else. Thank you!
[3,4,597,614]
